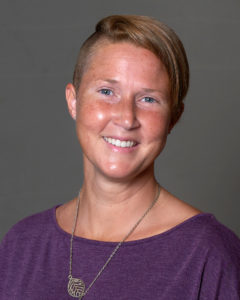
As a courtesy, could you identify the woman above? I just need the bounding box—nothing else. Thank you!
[0,15,239,299]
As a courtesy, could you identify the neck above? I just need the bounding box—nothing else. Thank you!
[74,165,160,241]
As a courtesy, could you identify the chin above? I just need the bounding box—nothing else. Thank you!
[97,161,150,182]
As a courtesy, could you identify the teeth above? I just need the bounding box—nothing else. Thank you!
[104,137,136,148]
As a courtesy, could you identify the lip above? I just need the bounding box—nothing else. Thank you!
[102,136,139,153]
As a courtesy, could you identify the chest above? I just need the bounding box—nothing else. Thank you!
[1,238,205,299]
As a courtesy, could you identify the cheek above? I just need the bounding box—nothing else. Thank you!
[141,110,171,141]
[76,100,111,132]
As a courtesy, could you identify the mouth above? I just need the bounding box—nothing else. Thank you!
[103,137,138,148]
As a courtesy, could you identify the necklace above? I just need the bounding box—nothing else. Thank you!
[67,184,161,299]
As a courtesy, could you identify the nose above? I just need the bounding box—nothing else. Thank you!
[112,98,140,130]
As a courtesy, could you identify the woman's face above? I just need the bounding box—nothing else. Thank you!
[66,42,172,181]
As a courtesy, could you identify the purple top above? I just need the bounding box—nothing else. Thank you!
[0,206,240,299]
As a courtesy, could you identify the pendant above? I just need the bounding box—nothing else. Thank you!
[68,275,85,299]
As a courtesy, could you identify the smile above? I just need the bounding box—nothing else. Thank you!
[103,137,137,148]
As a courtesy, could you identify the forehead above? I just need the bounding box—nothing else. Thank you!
[89,41,160,64]
[83,42,169,82]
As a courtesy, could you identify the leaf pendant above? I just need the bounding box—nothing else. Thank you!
[68,276,85,299]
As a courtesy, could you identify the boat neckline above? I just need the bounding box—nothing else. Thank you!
[52,204,214,246]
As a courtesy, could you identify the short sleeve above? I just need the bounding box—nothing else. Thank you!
[199,222,240,299]
[0,231,12,296]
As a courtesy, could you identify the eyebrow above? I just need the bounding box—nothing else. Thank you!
[101,79,119,84]
[141,88,162,94]
[101,79,164,93]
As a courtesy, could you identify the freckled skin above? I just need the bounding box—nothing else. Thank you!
[67,42,172,181]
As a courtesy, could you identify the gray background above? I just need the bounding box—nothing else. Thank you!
[0,0,240,240]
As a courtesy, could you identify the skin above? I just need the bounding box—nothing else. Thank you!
[57,42,201,242]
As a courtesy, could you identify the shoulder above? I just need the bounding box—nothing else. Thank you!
[159,189,240,257]
[0,205,58,247]
[0,205,63,297]
[181,213,240,249]
[190,213,240,247]
[173,214,240,296]
[0,205,61,278]
[179,213,240,273]
[189,214,240,297]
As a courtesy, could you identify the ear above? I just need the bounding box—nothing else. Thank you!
[65,83,77,120]
[168,102,184,134]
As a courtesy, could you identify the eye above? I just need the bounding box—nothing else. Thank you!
[142,97,157,103]
[99,89,113,96]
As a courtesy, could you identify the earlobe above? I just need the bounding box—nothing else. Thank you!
[65,83,77,120]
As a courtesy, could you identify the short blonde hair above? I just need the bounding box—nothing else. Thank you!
[73,15,189,126]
